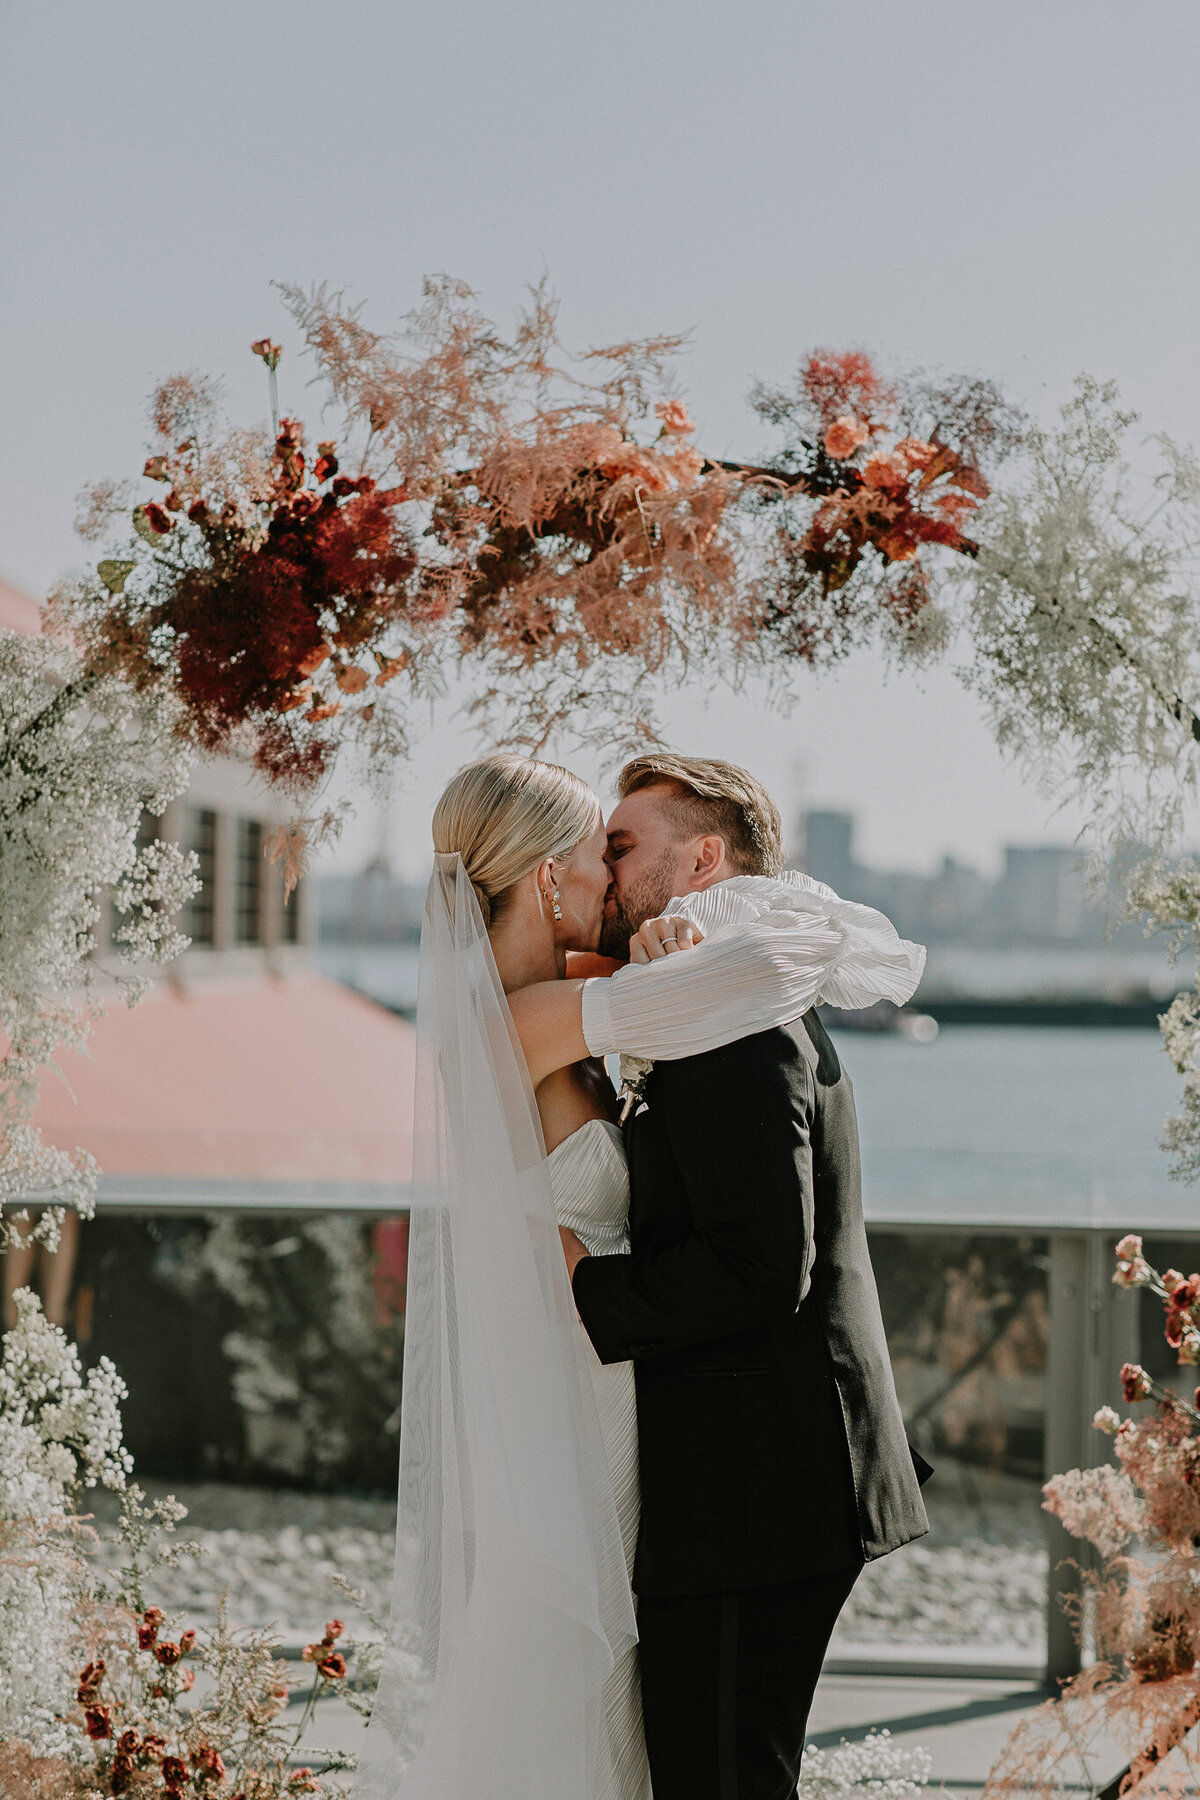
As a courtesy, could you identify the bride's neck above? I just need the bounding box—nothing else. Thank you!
[489,907,563,995]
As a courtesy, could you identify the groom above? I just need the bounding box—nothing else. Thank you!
[564,753,930,1800]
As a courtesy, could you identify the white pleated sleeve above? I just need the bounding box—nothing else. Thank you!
[581,869,926,1062]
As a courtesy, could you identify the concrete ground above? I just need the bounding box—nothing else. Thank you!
[285,1668,1093,1794]
[808,1671,1056,1792]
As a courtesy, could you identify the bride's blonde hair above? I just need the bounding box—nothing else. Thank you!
[432,754,602,928]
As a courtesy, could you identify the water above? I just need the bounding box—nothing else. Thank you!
[833,1022,1194,1221]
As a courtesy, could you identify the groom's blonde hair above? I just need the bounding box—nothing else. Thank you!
[433,753,602,927]
[617,753,784,877]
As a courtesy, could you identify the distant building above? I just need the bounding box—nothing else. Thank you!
[798,810,860,898]
[313,861,424,945]
[991,845,1091,944]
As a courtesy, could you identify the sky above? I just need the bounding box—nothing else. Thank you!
[4,1,1200,879]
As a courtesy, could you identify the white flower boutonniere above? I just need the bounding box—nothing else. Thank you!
[618,1054,654,1123]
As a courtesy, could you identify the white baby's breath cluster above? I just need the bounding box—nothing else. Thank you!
[961,377,1200,1176]
[0,1288,132,1745]
[0,628,197,1245]
[798,1729,931,1800]
[963,377,1199,857]
[1120,857,1200,1178]
[0,1287,133,1511]
[1041,1463,1146,1561]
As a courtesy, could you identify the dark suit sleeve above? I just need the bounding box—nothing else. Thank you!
[571,1027,816,1365]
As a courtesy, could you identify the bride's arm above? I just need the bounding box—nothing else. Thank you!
[506,915,704,1088]
[506,911,846,1088]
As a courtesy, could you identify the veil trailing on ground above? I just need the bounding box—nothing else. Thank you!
[352,854,635,1800]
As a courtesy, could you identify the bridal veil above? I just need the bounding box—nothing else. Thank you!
[351,854,635,1800]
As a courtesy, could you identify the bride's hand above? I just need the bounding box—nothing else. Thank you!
[629,914,704,964]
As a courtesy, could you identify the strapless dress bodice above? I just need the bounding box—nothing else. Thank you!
[546,1117,631,1259]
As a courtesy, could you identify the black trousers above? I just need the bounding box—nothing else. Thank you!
[636,1561,862,1800]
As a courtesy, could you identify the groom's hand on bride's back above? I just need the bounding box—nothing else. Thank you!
[629,915,704,964]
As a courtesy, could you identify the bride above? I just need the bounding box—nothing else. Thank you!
[352,753,924,1800]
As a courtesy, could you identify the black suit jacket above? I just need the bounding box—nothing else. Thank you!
[571,1010,929,1597]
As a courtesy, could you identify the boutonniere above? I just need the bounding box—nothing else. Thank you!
[618,1054,654,1123]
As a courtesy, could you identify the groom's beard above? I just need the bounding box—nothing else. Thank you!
[598,850,680,960]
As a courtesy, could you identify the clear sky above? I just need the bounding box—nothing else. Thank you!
[5,1,1199,877]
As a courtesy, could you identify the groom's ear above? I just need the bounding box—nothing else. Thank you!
[686,833,729,891]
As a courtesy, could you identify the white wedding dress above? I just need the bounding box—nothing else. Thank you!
[548,1118,651,1800]
[352,860,927,1800]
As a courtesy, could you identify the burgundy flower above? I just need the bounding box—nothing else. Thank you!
[1174,1275,1200,1306]
[179,1629,196,1655]
[84,1705,113,1739]
[354,476,376,495]
[187,500,211,525]
[111,1752,135,1794]
[138,1622,159,1649]
[141,502,173,535]
[77,1657,106,1702]
[154,1640,182,1666]
[291,491,321,520]
[317,1652,347,1681]
[314,443,338,482]
[1122,1362,1152,1403]
[141,1734,168,1764]
[331,475,356,498]
[117,1728,140,1754]
[191,1745,226,1782]
[144,456,171,482]
[161,1755,188,1789]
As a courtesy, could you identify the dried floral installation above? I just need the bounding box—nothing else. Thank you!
[986,1239,1200,1800]
[51,281,1010,860]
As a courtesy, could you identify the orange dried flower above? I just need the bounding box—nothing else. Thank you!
[317,1652,347,1680]
[295,644,331,677]
[335,665,370,693]
[823,416,870,460]
[655,399,694,436]
[861,453,907,494]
